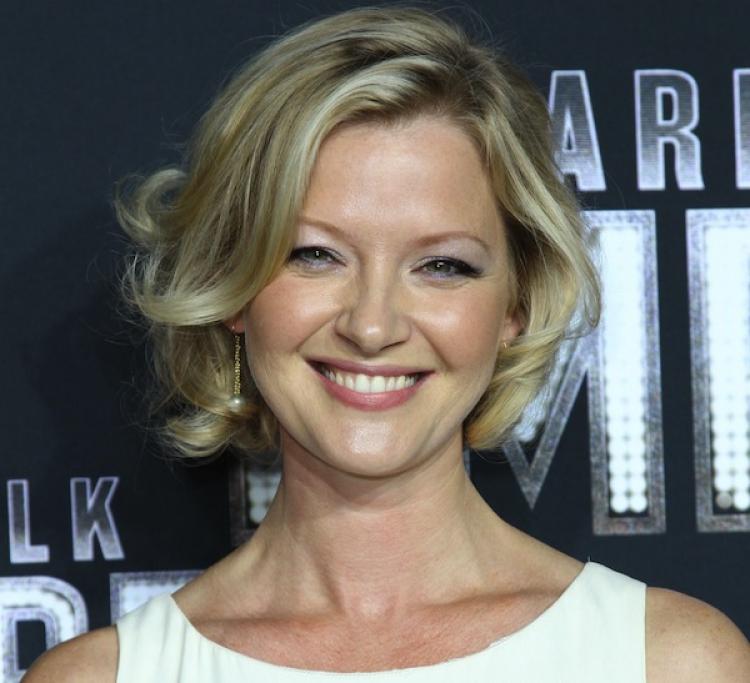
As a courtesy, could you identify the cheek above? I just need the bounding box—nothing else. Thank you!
[417,288,506,370]
[245,274,507,380]
[243,275,333,371]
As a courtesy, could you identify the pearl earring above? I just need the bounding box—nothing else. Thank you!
[229,328,247,409]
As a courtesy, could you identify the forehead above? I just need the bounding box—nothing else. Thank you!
[299,116,504,248]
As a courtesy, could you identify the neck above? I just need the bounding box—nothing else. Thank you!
[234,431,512,623]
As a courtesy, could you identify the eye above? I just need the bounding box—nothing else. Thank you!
[420,258,481,279]
[288,246,338,268]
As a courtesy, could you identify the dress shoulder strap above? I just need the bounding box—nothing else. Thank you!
[567,561,647,681]
[115,593,188,683]
[475,561,647,682]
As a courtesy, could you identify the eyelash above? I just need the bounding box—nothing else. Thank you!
[288,247,482,279]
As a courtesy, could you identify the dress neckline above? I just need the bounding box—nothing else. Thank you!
[166,560,594,677]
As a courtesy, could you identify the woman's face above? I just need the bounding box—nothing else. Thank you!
[237,116,521,476]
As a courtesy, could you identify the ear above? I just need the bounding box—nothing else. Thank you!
[500,309,524,349]
[223,313,246,334]
[505,311,523,339]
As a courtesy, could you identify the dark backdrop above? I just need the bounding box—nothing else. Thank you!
[2,1,749,680]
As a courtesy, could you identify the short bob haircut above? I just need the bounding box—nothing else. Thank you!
[114,4,601,459]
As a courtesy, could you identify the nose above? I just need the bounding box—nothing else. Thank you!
[333,265,412,355]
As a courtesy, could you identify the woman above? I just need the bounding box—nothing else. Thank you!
[25,5,749,682]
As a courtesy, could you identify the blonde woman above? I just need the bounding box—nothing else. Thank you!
[25,5,749,682]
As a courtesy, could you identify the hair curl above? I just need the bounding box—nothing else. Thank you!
[114,4,601,459]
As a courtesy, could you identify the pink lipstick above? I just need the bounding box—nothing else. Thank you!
[308,361,431,411]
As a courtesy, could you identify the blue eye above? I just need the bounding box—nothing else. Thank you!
[421,258,481,279]
[288,246,337,267]
[288,248,481,279]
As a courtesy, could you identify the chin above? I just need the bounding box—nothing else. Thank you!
[312,435,421,475]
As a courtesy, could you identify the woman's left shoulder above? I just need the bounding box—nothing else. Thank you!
[644,585,750,682]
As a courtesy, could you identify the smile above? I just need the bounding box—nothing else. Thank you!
[309,362,431,410]
[317,363,420,392]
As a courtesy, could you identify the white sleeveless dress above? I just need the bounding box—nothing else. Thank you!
[115,560,647,682]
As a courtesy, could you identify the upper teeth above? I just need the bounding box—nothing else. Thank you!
[320,365,418,393]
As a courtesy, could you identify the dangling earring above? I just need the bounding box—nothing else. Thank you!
[502,340,509,351]
[229,329,247,409]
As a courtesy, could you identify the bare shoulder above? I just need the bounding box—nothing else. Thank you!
[646,585,750,683]
[22,625,118,683]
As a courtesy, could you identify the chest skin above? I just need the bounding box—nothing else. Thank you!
[188,586,561,673]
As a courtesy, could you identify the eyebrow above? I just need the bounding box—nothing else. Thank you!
[297,215,492,254]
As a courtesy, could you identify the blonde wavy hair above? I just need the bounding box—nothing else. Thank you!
[114,4,601,459]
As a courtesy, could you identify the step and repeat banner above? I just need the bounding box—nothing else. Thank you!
[2,1,749,679]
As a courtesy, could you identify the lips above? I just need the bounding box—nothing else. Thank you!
[308,359,432,410]
[309,361,424,381]
[311,362,421,391]
[307,356,430,377]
